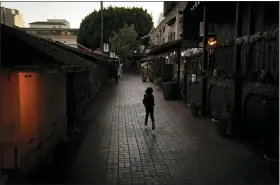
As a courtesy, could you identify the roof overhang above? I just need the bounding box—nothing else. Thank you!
[147,39,182,55]
[1,24,96,71]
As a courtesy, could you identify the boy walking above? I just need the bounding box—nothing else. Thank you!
[143,87,155,130]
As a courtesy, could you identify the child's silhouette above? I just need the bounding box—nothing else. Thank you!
[143,87,155,130]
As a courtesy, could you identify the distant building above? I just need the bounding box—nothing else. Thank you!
[149,2,186,46]
[29,19,70,29]
[25,19,77,48]
[0,7,24,27]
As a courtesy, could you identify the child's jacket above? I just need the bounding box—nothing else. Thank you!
[143,94,155,108]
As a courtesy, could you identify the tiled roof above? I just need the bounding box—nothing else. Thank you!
[54,41,110,66]
[1,23,96,71]
[29,21,66,26]
[147,39,182,55]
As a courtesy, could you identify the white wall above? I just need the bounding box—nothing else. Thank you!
[41,35,77,47]
[47,19,70,28]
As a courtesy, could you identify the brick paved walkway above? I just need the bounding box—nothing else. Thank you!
[19,75,277,185]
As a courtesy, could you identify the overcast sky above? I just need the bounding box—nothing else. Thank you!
[1,1,163,28]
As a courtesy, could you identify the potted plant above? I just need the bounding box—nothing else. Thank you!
[212,102,231,136]
[189,100,201,117]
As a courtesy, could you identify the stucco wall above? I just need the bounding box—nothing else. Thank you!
[0,70,21,143]
[0,71,67,174]
[0,70,21,169]
[20,72,67,174]
[14,13,24,27]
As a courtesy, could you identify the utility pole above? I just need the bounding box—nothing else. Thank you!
[100,1,104,51]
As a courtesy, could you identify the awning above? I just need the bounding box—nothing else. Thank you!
[147,39,182,56]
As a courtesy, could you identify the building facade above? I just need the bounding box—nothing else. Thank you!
[29,19,70,29]
[150,2,186,47]
[1,23,109,179]
[23,19,78,48]
[0,7,24,27]
[147,2,187,90]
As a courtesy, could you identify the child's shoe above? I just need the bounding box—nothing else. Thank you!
[152,123,155,130]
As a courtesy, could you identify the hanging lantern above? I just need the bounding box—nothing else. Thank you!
[199,33,217,48]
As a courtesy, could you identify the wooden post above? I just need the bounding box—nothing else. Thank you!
[201,4,208,116]
[100,1,104,51]
[161,55,164,79]
[176,47,181,85]
[232,2,243,134]
[247,3,254,75]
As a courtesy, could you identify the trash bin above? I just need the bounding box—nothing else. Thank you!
[163,81,179,100]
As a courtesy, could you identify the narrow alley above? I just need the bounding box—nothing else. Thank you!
[17,75,276,185]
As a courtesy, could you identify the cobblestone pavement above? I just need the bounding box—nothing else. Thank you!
[21,75,277,185]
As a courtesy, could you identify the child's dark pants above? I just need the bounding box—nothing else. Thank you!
[145,107,155,126]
